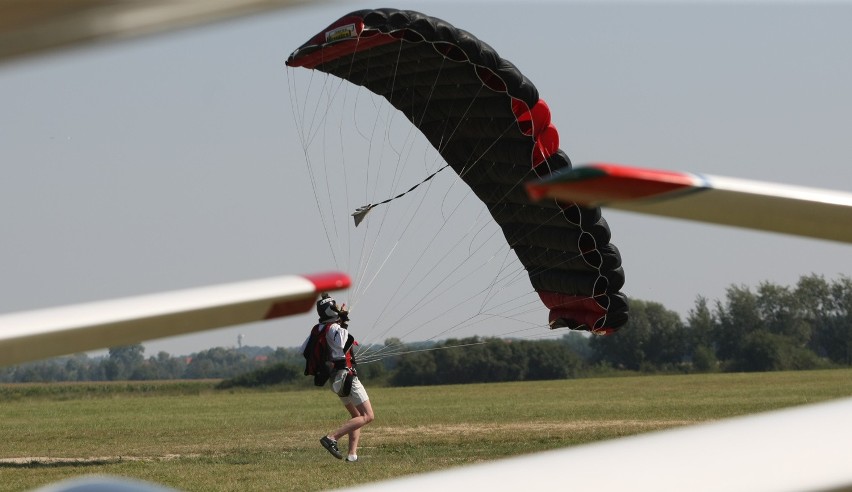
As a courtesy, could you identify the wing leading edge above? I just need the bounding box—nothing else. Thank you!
[526,163,852,244]
[0,0,319,64]
[348,396,852,492]
[0,272,350,367]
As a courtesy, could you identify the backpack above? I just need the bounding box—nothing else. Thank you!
[303,324,331,386]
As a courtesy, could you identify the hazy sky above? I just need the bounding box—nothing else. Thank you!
[2,1,851,357]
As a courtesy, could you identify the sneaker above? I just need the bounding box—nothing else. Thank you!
[320,436,342,459]
[345,456,358,463]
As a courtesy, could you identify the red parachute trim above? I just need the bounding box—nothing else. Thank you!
[532,123,559,168]
[514,99,551,137]
[511,100,532,131]
[286,16,400,70]
[538,291,616,334]
[511,99,559,168]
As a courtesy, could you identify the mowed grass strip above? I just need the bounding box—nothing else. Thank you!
[2,369,851,491]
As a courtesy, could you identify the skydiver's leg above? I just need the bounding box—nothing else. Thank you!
[344,402,361,455]
[329,399,374,441]
[328,379,373,457]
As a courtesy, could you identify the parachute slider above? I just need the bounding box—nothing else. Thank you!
[352,204,373,227]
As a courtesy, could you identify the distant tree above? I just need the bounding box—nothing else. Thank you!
[713,285,762,363]
[216,362,300,389]
[185,347,252,379]
[105,344,145,380]
[559,332,594,361]
[525,341,581,380]
[686,296,718,372]
[756,282,810,344]
[808,275,852,365]
[391,351,437,386]
[591,300,684,371]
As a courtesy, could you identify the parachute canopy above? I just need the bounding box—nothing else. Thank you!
[287,8,628,334]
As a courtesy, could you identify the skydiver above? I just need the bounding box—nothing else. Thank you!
[314,293,374,462]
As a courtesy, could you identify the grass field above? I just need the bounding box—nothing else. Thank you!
[2,369,851,491]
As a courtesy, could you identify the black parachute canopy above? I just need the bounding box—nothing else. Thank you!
[287,9,628,334]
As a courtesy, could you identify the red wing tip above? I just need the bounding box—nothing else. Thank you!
[584,163,697,184]
[526,163,700,204]
[525,182,548,201]
[303,272,352,292]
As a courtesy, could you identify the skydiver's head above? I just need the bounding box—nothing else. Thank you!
[317,293,340,323]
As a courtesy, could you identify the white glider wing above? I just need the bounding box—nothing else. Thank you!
[0,272,350,367]
[526,163,852,244]
[0,0,321,63]
[350,396,852,492]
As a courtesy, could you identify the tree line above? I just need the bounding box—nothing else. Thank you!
[3,274,850,385]
[0,345,303,383]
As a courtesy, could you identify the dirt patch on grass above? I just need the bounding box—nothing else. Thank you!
[0,454,200,466]
[373,419,699,438]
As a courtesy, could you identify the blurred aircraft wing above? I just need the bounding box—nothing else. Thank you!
[0,0,321,63]
[349,396,852,492]
[0,272,349,367]
[526,163,852,244]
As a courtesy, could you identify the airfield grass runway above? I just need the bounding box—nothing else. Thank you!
[2,369,851,491]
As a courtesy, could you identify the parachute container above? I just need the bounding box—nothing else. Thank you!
[287,9,628,334]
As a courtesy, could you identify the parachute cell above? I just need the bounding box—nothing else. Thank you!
[287,9,628,333]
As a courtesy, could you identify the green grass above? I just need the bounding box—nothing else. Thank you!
[2,369,851,491]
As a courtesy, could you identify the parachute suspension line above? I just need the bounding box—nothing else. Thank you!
[350,166,430,310]
[432,84,486,160]
[287,70,343,270]
[363,37,405,213]
[357,226,527,359]
[347,130,448,323]
[342,32,397,299]
[348,47,451,305]
[353,168,453,344]
[354,203,497,358]
[477,246,521,314]
[453,119,520,181]
[320,76,369,271]
[356,339,487,366]
[297,71,350,151]
[350,87,436,306]
[348,38,419,299]
[360,127,543,350]
[370,109,522,302]
[299,73,358,268]
[345,93,394,305]
[338,84,357,282]
[407,292,549,350]
[356,240,400,304]
[350,80,502,343]
[357,310,577,366]
[351,56,462,226]
[357,198,500,349]
[414,54,447,128]
[347,111,435,305]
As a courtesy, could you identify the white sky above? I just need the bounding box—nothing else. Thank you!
[2,1,851,357]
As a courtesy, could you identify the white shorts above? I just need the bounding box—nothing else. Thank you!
[331,370,369,406]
